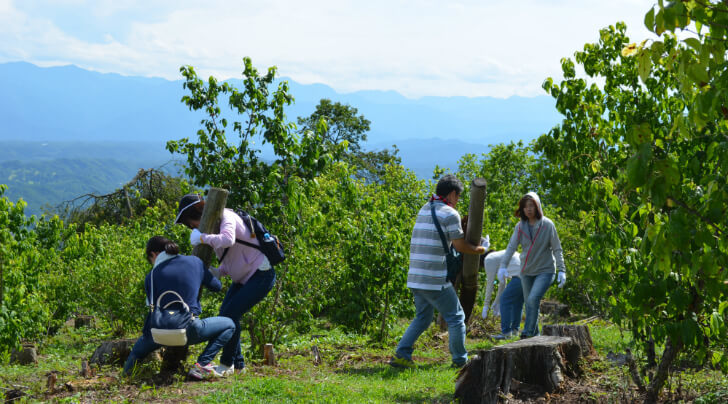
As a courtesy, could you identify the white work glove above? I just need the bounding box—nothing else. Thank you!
[497,267,508,284]
[208,266,221,279]
[190,228,203,246]
[480,235,490,249]
[557,271,566,288]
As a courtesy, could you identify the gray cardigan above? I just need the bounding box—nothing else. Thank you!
[500,216,566,276]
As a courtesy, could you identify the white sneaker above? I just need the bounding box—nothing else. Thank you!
[214,363,235,377]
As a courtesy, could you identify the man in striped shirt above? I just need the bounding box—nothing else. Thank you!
[390,174,486,369]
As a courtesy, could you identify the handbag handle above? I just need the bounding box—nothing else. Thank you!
[156,290,190,312]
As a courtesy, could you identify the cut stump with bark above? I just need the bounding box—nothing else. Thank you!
[10,344,38,365]
[454,336,582,403]
[542,324,595,358]
[539,301,570,318]
[89,339,136,366]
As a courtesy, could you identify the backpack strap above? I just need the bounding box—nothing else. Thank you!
[430,203,451,253]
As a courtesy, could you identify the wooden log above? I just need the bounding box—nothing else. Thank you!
[460,178,487,324]
[454,336,582,403]
[192,187,229,268]
[542,324,595,358]
[263,343,276,366]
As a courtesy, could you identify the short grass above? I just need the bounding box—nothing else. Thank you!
[1,313,726,403]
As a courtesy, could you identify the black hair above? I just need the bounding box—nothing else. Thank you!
[145,236,179,260]
[178,202,204,227]
[435,174,464,198]
[515,195,542,221]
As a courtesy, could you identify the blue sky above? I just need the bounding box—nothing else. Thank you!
[0,0,657,98]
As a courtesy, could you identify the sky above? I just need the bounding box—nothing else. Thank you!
[0,0,658,99]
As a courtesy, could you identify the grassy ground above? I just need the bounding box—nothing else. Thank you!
[2,313,727,403]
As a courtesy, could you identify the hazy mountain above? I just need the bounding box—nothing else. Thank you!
[0,61,559,146]
[0,61,562,215]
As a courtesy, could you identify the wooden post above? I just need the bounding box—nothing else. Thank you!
[460,178,487,323]
[192,187,229,267]
[263,343,276,366]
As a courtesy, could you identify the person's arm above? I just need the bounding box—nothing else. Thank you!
[452,237,486,254]
[202,267,222,292]
[199,210,236,249]
[550,222,566,273]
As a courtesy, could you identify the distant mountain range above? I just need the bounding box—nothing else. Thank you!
[0,61,563,216]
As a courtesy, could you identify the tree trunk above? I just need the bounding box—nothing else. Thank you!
[645,337,682,404]
[455,336,582,403]
[460,178,487,323]
[541,324,595,359]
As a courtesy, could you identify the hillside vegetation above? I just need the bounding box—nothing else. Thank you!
[2,2,727,401]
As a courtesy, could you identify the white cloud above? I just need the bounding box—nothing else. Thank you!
[0,0,658,98]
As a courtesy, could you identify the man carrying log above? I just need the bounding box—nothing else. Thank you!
[390,174,486,369]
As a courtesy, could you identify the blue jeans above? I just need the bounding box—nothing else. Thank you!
[123,315,235,375]
[218,268,276,369]
[520,272,555,337]
[395,286,467,366]
[500,276,524,334]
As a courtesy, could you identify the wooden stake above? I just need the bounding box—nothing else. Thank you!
[460,178,487,323]
[263,343,276,366]
[192,188,229,268]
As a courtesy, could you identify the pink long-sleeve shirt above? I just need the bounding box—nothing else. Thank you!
[200,209,265,284]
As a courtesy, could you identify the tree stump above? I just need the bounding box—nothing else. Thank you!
[263,343,276,366]
[74,315,95,329]
[454,336,582,403]
[542,324,595,358]
[539,301,570,318]
[89,339,136,366]
[10,344,38,365]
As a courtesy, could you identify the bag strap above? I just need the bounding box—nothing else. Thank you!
[148,263,155,311]
[430,203,451,253]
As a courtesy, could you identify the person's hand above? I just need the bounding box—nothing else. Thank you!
[480,235,490,249]
[190,229,203,246]
[557,271,566,288]
[208,266,221,279]
[476,245,486,254]
[497,267,508,284]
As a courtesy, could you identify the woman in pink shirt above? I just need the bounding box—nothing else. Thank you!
[175,194,276,375]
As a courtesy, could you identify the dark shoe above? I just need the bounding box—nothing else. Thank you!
[451,361,467,369]
[389,356,416,369]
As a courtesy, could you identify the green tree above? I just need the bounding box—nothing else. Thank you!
[167,57,331,219]
[297,99,370,154]
[297,99,401,182]
[536,17,727,401]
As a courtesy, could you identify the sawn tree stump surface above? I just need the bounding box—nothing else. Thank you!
[455,336,582,404]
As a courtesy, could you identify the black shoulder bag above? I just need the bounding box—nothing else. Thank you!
[430,203,463,284]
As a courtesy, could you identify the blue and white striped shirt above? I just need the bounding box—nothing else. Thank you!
[407,200,464,290]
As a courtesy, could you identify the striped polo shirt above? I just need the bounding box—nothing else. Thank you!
[407,200,464,290]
